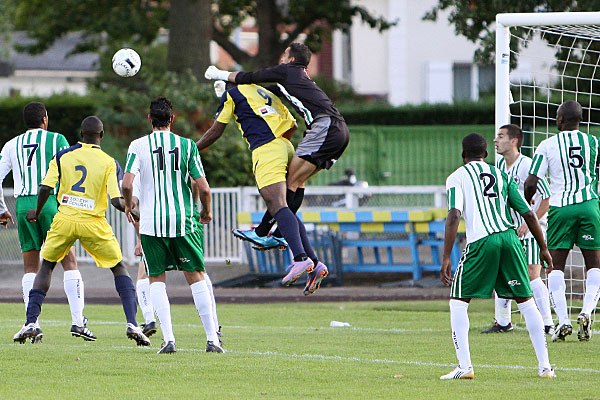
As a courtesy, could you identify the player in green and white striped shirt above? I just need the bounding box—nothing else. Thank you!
[122,97,223,354]
[480,124,554,335]
[0,102,88,342]
[525,100,600,343]
[441,133,554,380]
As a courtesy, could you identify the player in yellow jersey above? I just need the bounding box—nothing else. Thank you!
[197,82,327,295]
[13,116,150,346]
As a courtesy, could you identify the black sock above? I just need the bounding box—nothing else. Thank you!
[255,211,275,237]
[296,215,318,264]
[273,188,304,238]
[114,275,138,326]
[273,207,305,258]
[26,289,46,325]
[291,188,305,213]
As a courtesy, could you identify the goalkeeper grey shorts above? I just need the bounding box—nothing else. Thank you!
[296,114,349,170]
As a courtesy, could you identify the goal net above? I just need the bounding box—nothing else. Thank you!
[496,12,600,322]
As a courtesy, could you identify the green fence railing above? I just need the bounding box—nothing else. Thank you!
[308,125,496,186]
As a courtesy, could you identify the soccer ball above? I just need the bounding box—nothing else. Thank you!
[112,48,141,77]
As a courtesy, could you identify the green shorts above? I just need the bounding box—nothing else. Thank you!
[521,237,540,266]
[451,230,532,299]
[547,199,600,250]
[16,195,59,252]
[140,226,205,276]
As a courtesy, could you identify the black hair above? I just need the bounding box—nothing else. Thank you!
[558,100,582,124]
[288,43,311,66]
[81,116,103,136]
[23,102,47,129]
[149,97,173,128]
[462,133,488,159]
[500,124,523,149]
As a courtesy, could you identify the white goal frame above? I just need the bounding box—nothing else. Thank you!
[495,11,600,130]
[495,12,600,320]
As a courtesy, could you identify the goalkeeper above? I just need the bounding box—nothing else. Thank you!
[205,43,349,282]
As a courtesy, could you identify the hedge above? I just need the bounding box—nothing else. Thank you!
[0,95,96,147]
[0,95,95,187]
[338,101,496,125]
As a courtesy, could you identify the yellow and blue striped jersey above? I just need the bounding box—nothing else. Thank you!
[215,84,296,150]
[41,142,122,218]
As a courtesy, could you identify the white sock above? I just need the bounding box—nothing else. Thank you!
[149,282,175,343]
[518,299,551,370]
[530,277,553,326]
[63,270,85,327]
[204,274,220,332]
[548,270,570,326]
[449,299,472,370]
[494,292,512,326]
[190,280,219,343]
[22,273,36,311]
[136,278,155,324]
[582,268,600,315]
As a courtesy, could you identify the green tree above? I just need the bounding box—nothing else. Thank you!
[11,0,392,73]
[213,0,394,67]
[424,1,600,66]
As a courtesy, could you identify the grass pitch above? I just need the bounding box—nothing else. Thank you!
[0,300,598,399]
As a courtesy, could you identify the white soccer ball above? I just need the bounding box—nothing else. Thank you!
[112,48,141,77]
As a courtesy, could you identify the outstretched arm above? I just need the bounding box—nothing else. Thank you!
[441,208,461,286]
[196,121,227,151]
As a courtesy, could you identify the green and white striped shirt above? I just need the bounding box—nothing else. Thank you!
[446,161,531,244]
[497,154,551,239]
[125,131,205,238]
[0,129,70,205]
[530,130,598,207]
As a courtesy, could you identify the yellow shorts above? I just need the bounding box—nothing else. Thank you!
[41,213,123,268]
[251,137,294,189]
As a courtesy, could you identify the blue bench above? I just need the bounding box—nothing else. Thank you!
[237,208,462,281]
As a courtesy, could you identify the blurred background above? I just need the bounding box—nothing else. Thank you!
[0,0,595,291]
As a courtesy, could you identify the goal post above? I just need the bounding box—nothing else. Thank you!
[495,11,600,320]
[495,11,600,132]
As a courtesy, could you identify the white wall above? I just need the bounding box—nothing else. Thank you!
[337,0,559,105]
[1,70,96,96]
[345,0,389,96]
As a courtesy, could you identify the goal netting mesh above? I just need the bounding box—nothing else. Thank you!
[507,22,600,322]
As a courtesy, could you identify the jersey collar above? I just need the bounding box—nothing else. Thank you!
[77,141,101,149]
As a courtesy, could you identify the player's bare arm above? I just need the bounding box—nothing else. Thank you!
[122,171,136,223]
[518,195,549,238]
[26,184,52,222]
[0,210,14,228]
[195,176,212,224]
[196,121,227,151]
[521,210,553,271]
[441,208,461,286]
[524,174,539,203]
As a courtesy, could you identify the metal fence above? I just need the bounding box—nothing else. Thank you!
[0,188,242,266]
[1,186,446,267]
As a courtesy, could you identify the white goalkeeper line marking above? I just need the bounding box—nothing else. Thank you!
[4,341,600,374]
[104,345,600,374]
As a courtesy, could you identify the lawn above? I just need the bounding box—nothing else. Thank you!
[0,300,597,399]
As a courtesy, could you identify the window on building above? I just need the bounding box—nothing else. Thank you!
[453,63,472,101]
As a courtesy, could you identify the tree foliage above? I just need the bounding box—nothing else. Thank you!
[11,0,393,70]
[424,0,600,66]
[90,44,254,187]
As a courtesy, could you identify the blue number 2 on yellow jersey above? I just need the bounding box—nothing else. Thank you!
[71,165,87,192]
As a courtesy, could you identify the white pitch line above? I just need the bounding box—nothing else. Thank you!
[109,346,600,374]
[3,341,600,374]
